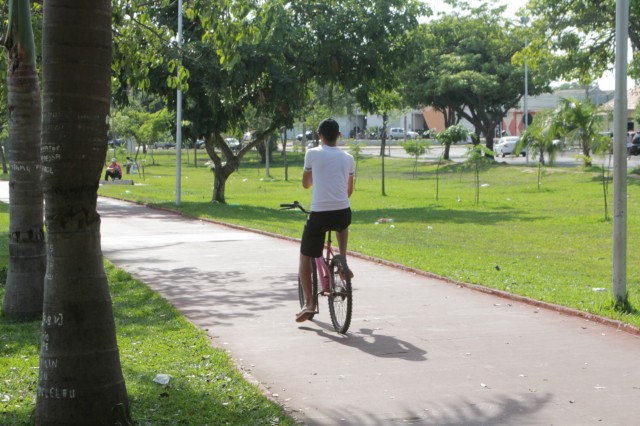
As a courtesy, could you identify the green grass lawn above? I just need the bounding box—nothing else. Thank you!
[3,147,640,423]
[101,149,640,327]
[0,203,294,424]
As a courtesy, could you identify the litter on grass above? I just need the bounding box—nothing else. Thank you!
[375,218,394,225]
[153,374,172,385]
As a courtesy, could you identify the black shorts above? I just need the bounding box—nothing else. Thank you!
[300,208,352,258]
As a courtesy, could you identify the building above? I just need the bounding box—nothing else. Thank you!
[601,86,640,133]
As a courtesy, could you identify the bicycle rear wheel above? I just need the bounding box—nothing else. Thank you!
[298,259,318,320]
[328,255,352,334]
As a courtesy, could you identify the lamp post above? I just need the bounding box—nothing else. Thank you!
[613,0,629,303]
[175,0,183,206]
[521,16,529,162]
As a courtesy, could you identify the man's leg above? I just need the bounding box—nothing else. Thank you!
[298,253,316,311]
[336,228,349,257]
[336,228,354,279]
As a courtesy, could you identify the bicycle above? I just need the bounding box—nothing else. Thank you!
[280,201,353,334]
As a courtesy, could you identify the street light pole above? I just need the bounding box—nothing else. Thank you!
[521,17,529,163]
[613,0,629,303]
[175,0,183,206]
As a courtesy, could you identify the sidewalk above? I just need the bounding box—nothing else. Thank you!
[3,182,640,425]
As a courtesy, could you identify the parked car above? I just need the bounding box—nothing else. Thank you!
[153,141,175,149]
[296,130,315,141]
[108,138,124,147]
[195,139,206,149]
[224,137,241,152]
[494,136,526,157]
[628,132,640,156]
[388,128,405,139]
[406,130,419,139]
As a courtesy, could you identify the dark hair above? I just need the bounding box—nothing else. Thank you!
[317,118,340,142]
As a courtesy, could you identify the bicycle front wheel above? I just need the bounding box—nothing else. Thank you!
[298,259,318,320]
[328,255,353,334]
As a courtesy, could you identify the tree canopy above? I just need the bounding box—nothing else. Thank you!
[112,0,426,202]
[526,0,640,82]
[406,1,552,149]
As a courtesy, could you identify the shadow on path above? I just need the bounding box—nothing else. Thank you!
[299,324,428,362]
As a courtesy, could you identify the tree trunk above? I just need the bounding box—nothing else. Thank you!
[582,142,592,167]
[483,124,496,160]
[444,142,452,160]
[380,112,389,195]
[281,129,288,181]
[37,1,130,423]
[212,161,238,204]
[3,0,46,319]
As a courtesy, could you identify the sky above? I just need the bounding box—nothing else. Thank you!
[424,0,634,91]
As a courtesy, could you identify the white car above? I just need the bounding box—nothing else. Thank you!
[388,128,418,140]
[494,136,526,157]
[224,137,241,152]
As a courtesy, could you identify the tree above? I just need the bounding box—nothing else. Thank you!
[519,109,562,190]
[555,97,604,167]
[36,1,130,423]
[520,109,562,166]
[2,0,46,319]
[406,2,551,153]
[402,139,428,178]
[348,142,365,189]
[434,124,469,201]
[111,0,426,202]
[112,0,308,203]
[463,144,493,206]
[526,0,640,82]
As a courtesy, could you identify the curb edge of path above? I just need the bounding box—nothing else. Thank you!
[103,196,640,338]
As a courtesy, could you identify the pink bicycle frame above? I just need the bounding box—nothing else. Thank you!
[315,232,334,295]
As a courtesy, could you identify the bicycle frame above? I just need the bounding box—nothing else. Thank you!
[316,231,335,295]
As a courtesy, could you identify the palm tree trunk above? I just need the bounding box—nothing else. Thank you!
[2,0,46,319]
[36,1,130,423]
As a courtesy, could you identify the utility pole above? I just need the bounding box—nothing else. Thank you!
[175,0,183,205]
[612,0,629,303]
[521,16,530,163]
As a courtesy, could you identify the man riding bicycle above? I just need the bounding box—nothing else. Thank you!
[297,118,355,323]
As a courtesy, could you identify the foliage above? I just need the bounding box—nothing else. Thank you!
[463,144,493,205]
[435,124,469,146]
[434,124,469,161]
[406,1,552,150]
[112,0,426,203]
[519,109,564,192]
[634,102,640,127]
[520,109,562,165]
[526,0,640,82]
[401,139,428,178]
[555,97,607,167]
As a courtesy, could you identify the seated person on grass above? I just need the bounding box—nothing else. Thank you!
[105,158,122,181]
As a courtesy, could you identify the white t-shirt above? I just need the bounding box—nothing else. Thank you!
[304,145,355,212]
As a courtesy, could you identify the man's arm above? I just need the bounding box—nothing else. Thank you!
[347,175,353,197]
[302,170,313,189]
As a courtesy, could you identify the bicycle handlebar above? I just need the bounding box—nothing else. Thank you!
[279,201,309,214]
